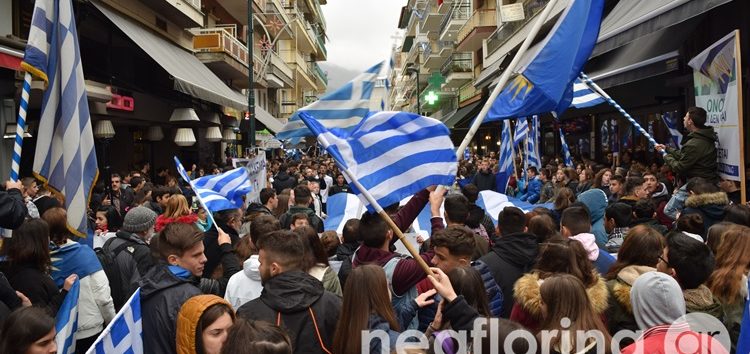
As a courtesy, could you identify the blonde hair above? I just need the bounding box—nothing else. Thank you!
[163,194,192,218]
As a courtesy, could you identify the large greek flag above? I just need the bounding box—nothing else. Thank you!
[299,111,457,212]
[571,78,606,108]
[25,0,98,236]
[175,157,252,212]
[87,289,143,354]
[277,62,384,139]
[55,278,80,354]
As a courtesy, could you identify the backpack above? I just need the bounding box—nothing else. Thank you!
[95,238,136,310]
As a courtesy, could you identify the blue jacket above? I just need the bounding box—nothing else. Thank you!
[593,248,615,275]
[520,177,542,204]
[577,189,610,248]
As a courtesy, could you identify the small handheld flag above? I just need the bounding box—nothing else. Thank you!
[87,288,143,354]
[56,278,80,354]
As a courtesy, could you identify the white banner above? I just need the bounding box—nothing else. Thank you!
[232,155,267,203]
[689,30,744,181]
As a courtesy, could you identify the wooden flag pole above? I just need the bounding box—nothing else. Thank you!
[456,0,560,159]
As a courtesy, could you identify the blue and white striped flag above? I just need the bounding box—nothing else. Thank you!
[527,115,541,169]
[299,111,457,212]
[25,0,98,237]
[87,288,143,354]
[399,196,444,238]
[476,190,554,226]
[661,111,683,148]
[497,120,514,193]
[560,129,573,167]
[324,193,366,234]
[571,78,606,108]
[513,118,529,147]
[55,278,80,354]
[277,62,384,139]
[174,157,252,212]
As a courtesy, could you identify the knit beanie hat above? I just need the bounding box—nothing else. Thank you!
[630,271,686,330]
[122,206,157,233]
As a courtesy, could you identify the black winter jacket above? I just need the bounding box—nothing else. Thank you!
[273,172,298,194]
[0,188,27,229]
[140,264,202,354]
[102,231,156,310]
[237,271,341,354]
[0,263,67,315]
[202,222,240,279]
[478,232,539,318]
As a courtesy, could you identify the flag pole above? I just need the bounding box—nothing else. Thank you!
[314,134,433,276]
[456,0,560,159]
[174,157,219,228]
[579,72,666,156]
[10,72,32,182]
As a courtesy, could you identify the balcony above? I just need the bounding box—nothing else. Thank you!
[458,81,480,103]
[420,1,443,34]
[284,2,317,54]
[405,36,427,69]
[143,0,203,28]
[281,49,317,91]
[441,52,473,89]
[280,101,298,116]
[266,0,293,40]
[424,41,453,69]
[456,9,497,52]
[309,26,327,60]
[266,49,294,88]
[193,27,263,88]
[439,3,471,42]
[486,0,560,56]
[216,0,265,25]
[312,62,328,88]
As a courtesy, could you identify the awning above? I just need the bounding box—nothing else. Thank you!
[444,100,483,129]
[585,16,698,89]
[593,0,731,57]
[0,45,23,71]
[255,105,284,133]
[94,2,247,111]
[473,54,507,89]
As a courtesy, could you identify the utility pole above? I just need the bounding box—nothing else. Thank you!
[246,0,256,151]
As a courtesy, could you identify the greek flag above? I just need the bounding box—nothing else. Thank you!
[527,115,541,169]
[571,78,606,108]
[399,196,444,238]
[737,277,750,354]
[55,278,80,354]
[497,120,514,193]
[560,129,573,167]
[299,111,457,212]
[661,111,683,148]
[25,0,98,237]
[513,118,529,147]
[174,157,252,212]
[324,193,366,234]
[476,190,553,226]
[87,289,143,354]
[277,62,384,139]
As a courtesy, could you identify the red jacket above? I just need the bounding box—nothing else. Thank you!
[621,324,728,354]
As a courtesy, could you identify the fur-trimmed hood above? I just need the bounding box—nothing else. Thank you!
[609,265,656,314]
[684,285,722,318]
[513,271,609,317]
[685,192,729,208]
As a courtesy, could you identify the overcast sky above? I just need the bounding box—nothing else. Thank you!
[319,0,405,91]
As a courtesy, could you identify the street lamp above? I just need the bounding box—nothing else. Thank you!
[405,63,420,115]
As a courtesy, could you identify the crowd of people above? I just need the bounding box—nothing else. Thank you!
[0,107,747,353]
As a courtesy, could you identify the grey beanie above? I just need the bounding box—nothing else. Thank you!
[122,206,157,233]
[630,271,686,330]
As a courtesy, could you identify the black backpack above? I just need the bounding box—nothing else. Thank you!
[95,238,134,310]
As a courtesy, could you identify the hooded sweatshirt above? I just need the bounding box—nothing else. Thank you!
[479,232,539,318]
[236,270,341,354]
[570,232,615,275]
[630,271,685,329]
[176,295,233,354]
[224,255,263,309]
[606,265,656,333]
[577,189,609,247]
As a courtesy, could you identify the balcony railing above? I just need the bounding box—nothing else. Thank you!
[457,9,497,44]
[439,3,471,34]
[459,82,480,103]
[192,27,248,66]
[487,0,550,55]
[441,52,473,77]
[312,62,328,85]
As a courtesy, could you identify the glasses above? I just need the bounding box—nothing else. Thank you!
[658,255,670,267]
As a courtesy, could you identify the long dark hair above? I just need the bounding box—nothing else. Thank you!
[0,219,51,273]
[295,226,329,270]
[606,225,664,280]
[447,266,490,318]
[333,265,399,354]
[535,239,596,287]
[221,318,292,354]
[0,307,56,353]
